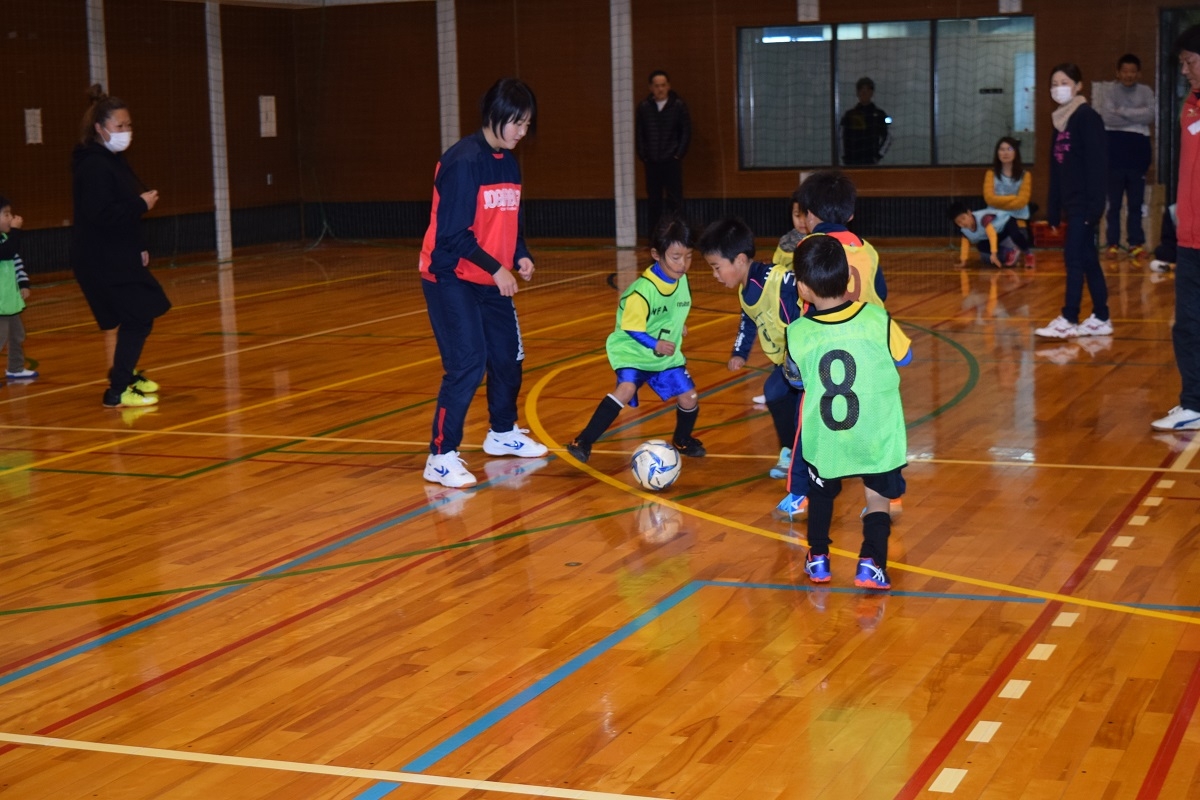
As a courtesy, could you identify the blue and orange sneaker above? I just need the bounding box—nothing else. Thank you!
[854,558,891,590]
[804,552,831,583]
[773,493,808,521]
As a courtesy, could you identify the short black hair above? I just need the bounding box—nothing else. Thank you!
[1177,25,1200,58]
[856,76,874,92]
[650,214,696,256]
[794,235,849,300]
[0,195,9,212]
[797,170,856,225]
[947,201,971,221]
[481,78,537,137]
[1117,53,1141,70]
[790,185,805,213]
[698,217,755,261]
[649,70,669,84]
[1049,62,1083,83]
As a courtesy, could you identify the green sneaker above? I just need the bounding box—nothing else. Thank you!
[103,387,159,408]
[130,370,159,394]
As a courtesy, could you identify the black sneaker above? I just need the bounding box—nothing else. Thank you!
[565,439,591,462]
[673,435,706,457]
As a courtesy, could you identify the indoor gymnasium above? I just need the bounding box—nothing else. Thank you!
[1,1,1198,798]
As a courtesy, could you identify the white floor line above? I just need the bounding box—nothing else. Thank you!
[0,732,664,800]
[930,768,968,793]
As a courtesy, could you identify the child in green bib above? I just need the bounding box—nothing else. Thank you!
[785,235,912,590]
[0,197,36,380]
[565,216,704,463]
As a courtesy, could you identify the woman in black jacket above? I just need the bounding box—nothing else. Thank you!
[71,85,168,408]
[1035,63,1112,340]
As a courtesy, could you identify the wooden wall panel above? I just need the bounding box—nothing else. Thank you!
[0,0,90,228]
[292,3,440,203]
[105,0,213,216]
[457,0,615,200]
[0,0,1185,237]
[221,5,301,207]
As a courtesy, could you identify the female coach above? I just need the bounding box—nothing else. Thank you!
[71,84,168,408]
[1035,64,1112,340]
[420,77,548,488]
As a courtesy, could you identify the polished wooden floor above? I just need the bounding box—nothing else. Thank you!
[1,239,1198,800]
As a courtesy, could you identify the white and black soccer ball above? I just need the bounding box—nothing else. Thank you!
[630,439,681,491]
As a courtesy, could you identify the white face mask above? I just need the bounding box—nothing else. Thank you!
[103,130,132,153]
[1050,85,1075,105]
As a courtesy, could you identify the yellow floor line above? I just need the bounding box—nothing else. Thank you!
[524,358,1200,627]
[2,272,601,407]
[2,307,613,474]
[0,732,663,800]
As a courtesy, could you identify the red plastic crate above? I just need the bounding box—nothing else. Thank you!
[1031,221,1066,248]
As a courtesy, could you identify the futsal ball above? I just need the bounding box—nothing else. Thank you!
[630,439,681,491]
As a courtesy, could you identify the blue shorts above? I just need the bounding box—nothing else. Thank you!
[614,366,695,407]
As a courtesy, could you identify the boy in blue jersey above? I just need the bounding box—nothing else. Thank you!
[565,217,704,463]
[702,217,802,482]
[785,235,912,590]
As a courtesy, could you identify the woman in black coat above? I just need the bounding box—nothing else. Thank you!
[72,84,168,408]
[1034,63,1112,340]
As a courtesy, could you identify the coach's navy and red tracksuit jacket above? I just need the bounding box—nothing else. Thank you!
[419,130,531,282]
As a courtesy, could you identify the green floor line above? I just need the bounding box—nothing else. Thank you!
[0,469,764,618]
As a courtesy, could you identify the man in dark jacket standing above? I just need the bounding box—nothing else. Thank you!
[840,77,892,166]
[636,70,691,236]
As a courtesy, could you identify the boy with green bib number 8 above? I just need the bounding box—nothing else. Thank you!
[784,235,912,589]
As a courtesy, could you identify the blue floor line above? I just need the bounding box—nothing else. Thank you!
[0,471,524,686]
[352,580,706,799]
[351,576,1053,796]
[6,371,755,687]
[1120,602,1200,612]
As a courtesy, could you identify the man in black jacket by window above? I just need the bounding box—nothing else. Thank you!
[636,70,691,236]
[840,77,892,166]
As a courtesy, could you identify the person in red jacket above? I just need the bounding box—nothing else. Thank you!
[1154,27,1200,431]
[419,78,548,487]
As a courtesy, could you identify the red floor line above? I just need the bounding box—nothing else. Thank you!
[0,495,436,676]
[894,453,1173,798]
[1135,640,1200,797]
[2,370,748,676]
[0,482,593,758]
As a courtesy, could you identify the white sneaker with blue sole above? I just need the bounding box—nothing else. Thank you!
[424,451,477,487]
[1151,406,1200,431]
[483,426,549,457]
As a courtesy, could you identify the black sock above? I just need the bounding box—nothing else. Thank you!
[674,404,698,441]
[860,511,892,568]
[806,492,834,555]
[577,394,623,446]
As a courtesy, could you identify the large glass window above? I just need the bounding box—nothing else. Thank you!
[836,21,931,166]
[935,16,1036,164]
[737,15,1035,168]
[737,25,832,168]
